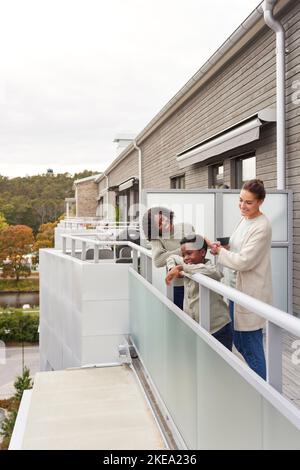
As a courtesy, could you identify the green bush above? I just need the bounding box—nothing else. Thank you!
[0,310,39,343]
[0,368,34,449]
[0,410,18,442]
[14,367,33,401]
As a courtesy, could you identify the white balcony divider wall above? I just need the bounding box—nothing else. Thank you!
[143,190,292,314]
[39,249,130,370]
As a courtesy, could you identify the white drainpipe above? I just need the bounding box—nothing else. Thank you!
[133,139,142,227]
[263,0,286,190]
[102,173,109,220]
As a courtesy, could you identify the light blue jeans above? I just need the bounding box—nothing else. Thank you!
[229,301,266,380]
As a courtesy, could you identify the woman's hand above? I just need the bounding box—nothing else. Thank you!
[210,243,220,255]
[165,265,184,285]
[205,237,221,255]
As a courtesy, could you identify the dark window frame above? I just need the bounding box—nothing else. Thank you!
[208,162,224,188]
[170,174,185,189]
[232,152,256,189]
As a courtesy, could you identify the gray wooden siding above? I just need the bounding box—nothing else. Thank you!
[101,0,300,314]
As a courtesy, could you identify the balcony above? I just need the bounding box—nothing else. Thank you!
[55,218,139,251]
[9,234,300,449]
[10,189,300,449]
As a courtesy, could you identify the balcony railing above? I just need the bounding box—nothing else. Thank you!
[42,233,300,448]
[60,218,139,230]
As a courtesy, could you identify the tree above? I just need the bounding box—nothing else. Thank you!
[0,367,33,449]
[14,366,33,401]
[33,220,58,263]
[0,225,34,282]
[0,171,98,233]
[0,212,8,230]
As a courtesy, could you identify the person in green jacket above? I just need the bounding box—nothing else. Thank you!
[166,233,232,350]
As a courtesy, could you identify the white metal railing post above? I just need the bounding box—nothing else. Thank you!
[81,241,87,261]
[62,236,66,254]
[113,244,116,261]
[94,244,99,263]
[199,284,210,332]
[133,249,138,272]
[266,321,283,393]
[146,256,152,283]
[71,239,76,257]
[167,283,174,302]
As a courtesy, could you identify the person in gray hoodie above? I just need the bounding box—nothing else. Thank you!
[166,234,232,350]
[142,206,193,310]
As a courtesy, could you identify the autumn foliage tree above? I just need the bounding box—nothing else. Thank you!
[33,220,58,263]
[0,212,8,230]
[0,225,34,282]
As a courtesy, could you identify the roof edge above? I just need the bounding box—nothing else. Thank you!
[74,174,102,185]
[99,0,291,178]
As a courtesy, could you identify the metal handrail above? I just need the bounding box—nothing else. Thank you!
[60,232,300,393]
[61,234,151,258]
[61,233,298,328]
[184,271,300,337]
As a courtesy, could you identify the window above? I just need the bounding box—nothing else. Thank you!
[209,163,224,188]
[96,197,104,218]
[235,155,256,188]
[170,174,185,189]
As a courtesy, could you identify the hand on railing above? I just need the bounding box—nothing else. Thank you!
[165,265,184,285]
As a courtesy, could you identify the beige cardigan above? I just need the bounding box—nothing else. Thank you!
[218,213,272,332]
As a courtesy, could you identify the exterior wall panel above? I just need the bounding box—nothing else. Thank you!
[76,0,300,313]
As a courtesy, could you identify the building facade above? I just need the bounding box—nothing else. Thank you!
[74,0,300,313]
[74,175,101,217]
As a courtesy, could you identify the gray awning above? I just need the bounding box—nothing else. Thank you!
[118,177,138,192]
[176,108,276,169]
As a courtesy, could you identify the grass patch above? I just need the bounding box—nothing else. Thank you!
[0,278,39,292]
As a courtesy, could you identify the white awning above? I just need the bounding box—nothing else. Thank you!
[118,178,138,192]
[176,109,276,169]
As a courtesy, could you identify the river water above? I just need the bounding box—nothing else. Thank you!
[0,292,39,308]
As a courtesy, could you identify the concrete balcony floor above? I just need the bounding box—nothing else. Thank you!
[17,365,167,450]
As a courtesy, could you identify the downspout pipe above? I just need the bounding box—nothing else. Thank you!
[102,172,109,221]
[263,0,286,190]
[133,140,142,229]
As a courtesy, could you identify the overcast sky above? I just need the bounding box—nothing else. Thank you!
[0,0,262,178]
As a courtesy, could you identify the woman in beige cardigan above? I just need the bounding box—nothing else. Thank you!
[206,179,272,380]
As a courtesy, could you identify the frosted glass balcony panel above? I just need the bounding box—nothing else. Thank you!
[271,247,288,312]
[129,269,300,449]
[196,336,262,449]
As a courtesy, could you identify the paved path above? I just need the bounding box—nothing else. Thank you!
[0,346,40,399]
